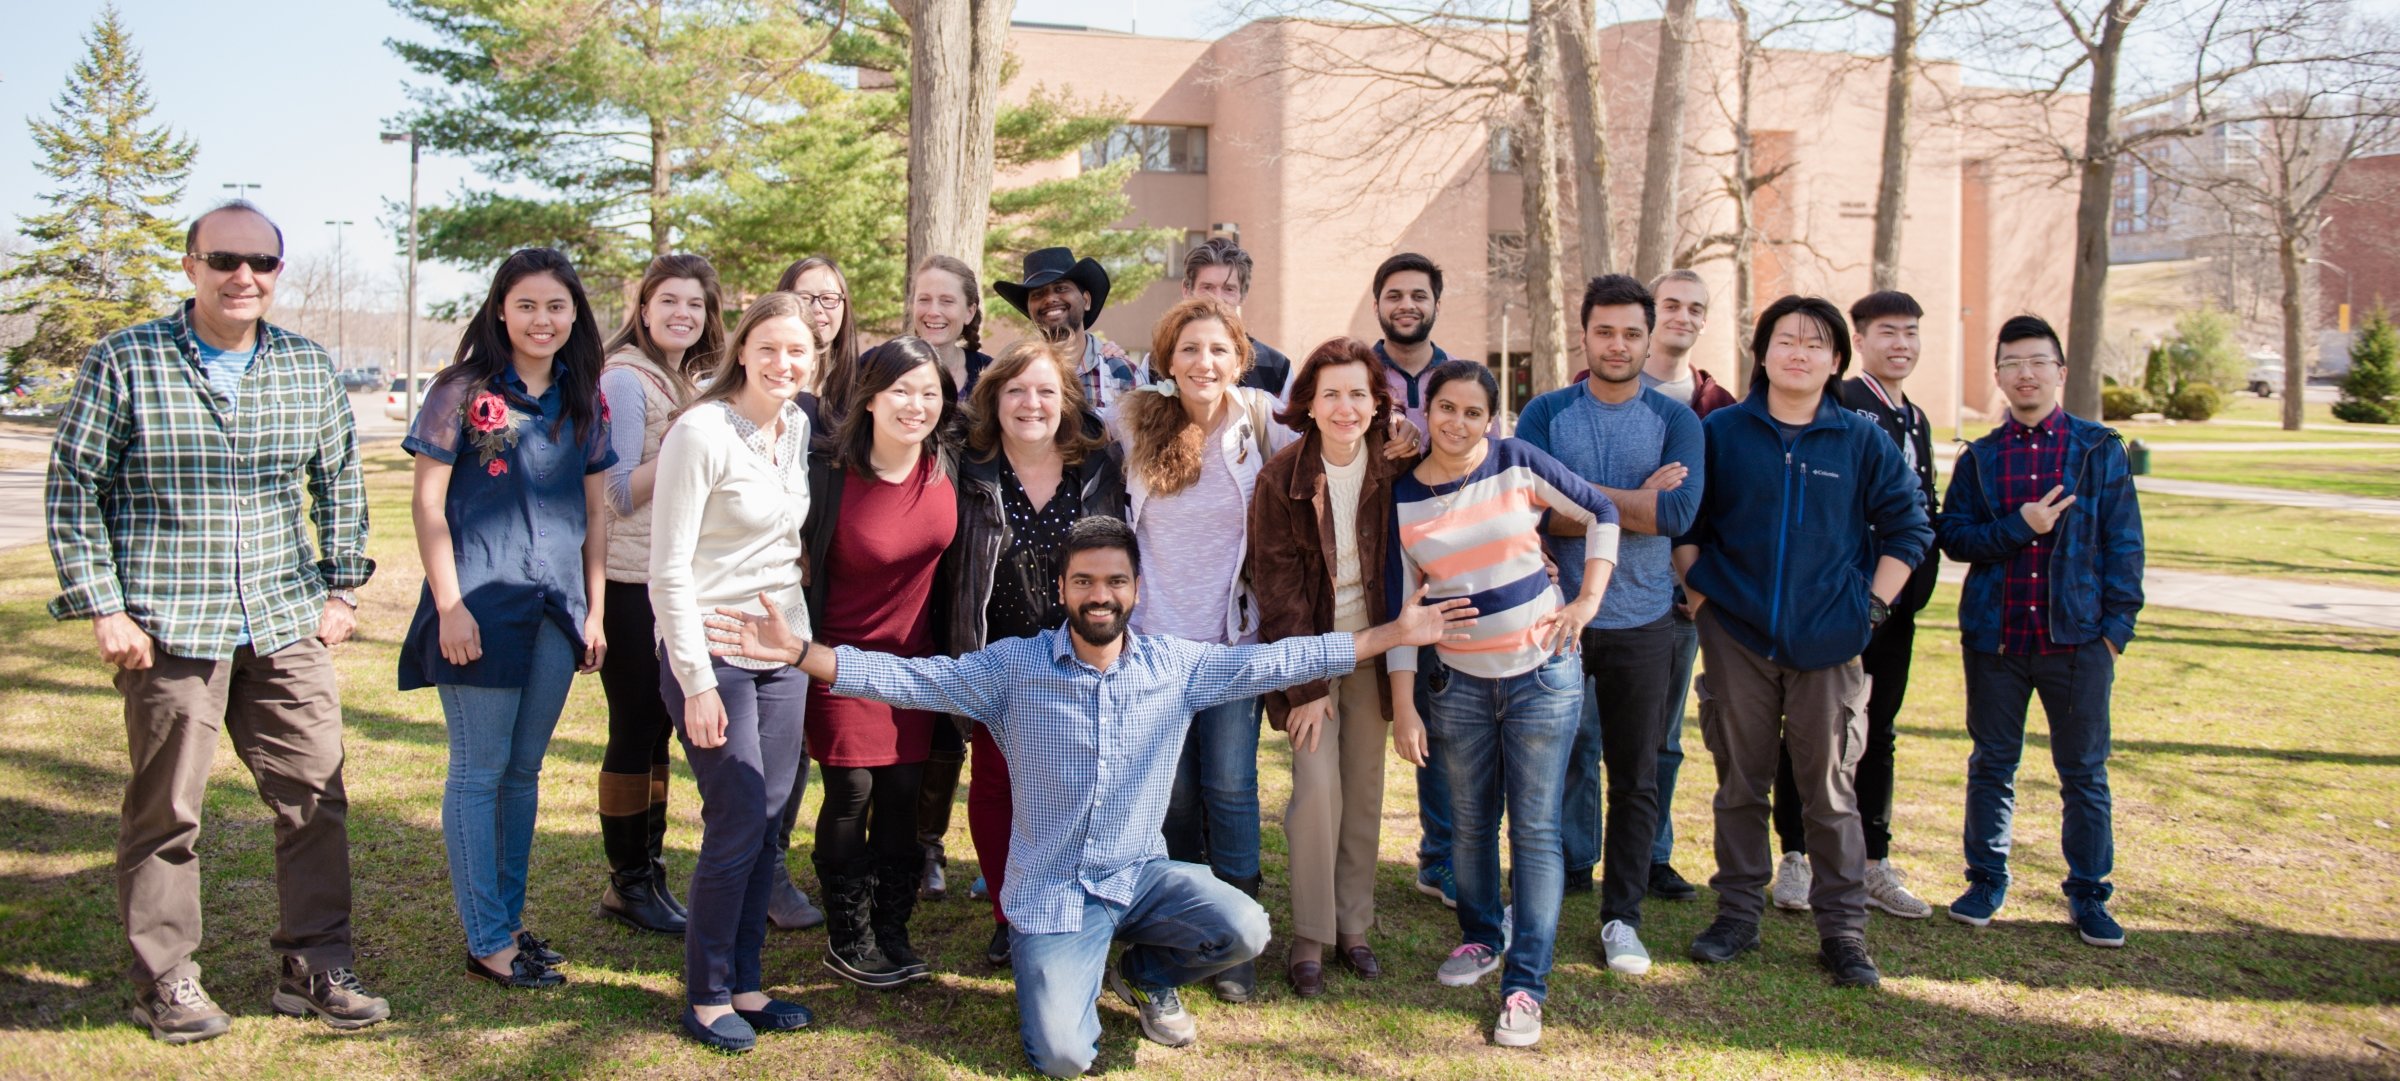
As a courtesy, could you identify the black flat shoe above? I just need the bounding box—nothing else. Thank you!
[733,998,814,1032]
[680,1006,756,1053]
[464,952,563,989]
[515,930,567,968]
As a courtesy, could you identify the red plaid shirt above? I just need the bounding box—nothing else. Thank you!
[1998,406,2072,655]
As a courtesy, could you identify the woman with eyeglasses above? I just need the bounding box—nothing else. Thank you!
[400,248,615,990]
[590,254,729,937]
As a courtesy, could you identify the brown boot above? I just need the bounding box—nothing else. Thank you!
[130,975,230,1044]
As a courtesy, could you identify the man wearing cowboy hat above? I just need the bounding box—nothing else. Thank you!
[997,247,1142,411]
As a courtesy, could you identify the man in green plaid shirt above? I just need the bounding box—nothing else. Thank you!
[45,202,392,1042]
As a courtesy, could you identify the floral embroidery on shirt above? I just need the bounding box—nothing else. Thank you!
[463,390,527,468]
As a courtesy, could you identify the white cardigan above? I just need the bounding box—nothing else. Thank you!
[647,402,812,695]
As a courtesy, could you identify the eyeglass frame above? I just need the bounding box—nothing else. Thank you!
[189,251,284,274]
[790,291,848,311]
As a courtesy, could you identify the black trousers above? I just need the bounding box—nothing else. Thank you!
[1774,611,1913,860]
[1579,616,1677,928]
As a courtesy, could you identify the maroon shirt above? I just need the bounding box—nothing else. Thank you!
[1998,407,2073,655]
[806,454,958,766]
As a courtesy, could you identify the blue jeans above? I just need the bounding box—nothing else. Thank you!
[1011,860,1270,1078]
[1564,677,1602,879]
[1425,651,1581,1001]
[1652,614,1699,865]
[662,656,807,1005]
[1412,651,1453,868]
[1963,644,2116,902]
[437,620,574,958]
[1163,695,1262,882]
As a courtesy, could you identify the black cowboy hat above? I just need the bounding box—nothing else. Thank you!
[994,247,1111,328]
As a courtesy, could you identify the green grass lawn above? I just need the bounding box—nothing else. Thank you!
[2140,494,2400,589]
[2146,446,2400,500]
[2,452,2398,1079]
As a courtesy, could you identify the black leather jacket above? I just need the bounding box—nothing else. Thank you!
[941,413,1129,656]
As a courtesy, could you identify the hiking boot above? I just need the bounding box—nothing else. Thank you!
[1864,859,1932,920]
[2071,897,2126,948]
[1648,862,1699,901]
[1107,962,1197,1048]
[1688,916,1760,964]
[1415,861,1459,909]
[270,961,390,1029]
[1600,919,1651,976]
[1948,881,2007,927]
[1493,990,1543,1048]
[1817,935,1883,989]
[129,975,230,1044]
[1771,851,1813,911]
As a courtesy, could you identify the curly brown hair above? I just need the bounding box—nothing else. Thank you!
[1121,298,1254,496]
[965,337,1099,466]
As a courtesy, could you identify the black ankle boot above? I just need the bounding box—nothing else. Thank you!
[599,810,685,934]
[1211,873,1262,1003]
[873,851,932,981]
[646,773,688,921]
[915,756,963,900]
[817,858,908,990]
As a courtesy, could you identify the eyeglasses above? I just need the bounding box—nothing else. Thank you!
[792,291,847,311]
[1996,358,2061,374]
[191,251,283,274]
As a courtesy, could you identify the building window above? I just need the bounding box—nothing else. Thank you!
[1489,127,1519,174]
[1083,125,1208,173]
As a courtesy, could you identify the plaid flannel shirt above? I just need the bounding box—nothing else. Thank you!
[46,301,373,660]
[1997,406,2071,656]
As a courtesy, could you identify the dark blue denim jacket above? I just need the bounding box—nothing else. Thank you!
[1935,410,2145,654]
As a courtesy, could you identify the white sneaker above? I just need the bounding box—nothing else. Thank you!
[1600,919,1652,975]
[1493,990,1543,1047]
[1771,851,1814,911]
[1865,859,1932,919]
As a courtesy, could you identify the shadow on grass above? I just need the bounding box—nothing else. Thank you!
[1893,724,2400,768]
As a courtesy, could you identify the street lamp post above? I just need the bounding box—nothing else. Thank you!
[324,219,354,367]
[223,181,264,199]
[380,132,421,421]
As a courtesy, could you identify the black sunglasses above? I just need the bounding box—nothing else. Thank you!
[191,251,283,274]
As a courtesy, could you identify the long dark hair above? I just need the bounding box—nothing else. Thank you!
[1749,294,1853,390]
[777,255,860,411]
[438,247,604,440]
[834,335,955,478]
[604,253,726,399]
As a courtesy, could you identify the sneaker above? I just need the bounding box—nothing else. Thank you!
[1106,963,1197,1048]
[1770,852,1813,911]
[2071,897,2126,948]
[968,874,989,901]
[984,923,1013,967]
[1415,861,1459,909]
[129,976,231,1044]
[1864,860,1933,919]
[1688,916,1760,964]
[1648,862,1699,902]
[270,962,391,1029]
[1817,935,1883,989]
[1600,919,1652,976]
[1947,881,2007,927]
[1436,943,1503,987]
[1492,990,1543,1048]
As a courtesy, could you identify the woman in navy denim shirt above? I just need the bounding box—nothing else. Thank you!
[401,248,616,990]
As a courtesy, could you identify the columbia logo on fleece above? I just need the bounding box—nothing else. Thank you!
[1809,468,1843,479]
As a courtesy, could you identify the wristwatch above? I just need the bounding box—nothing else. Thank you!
[1868,593,1891,629]
[329,589,359,609]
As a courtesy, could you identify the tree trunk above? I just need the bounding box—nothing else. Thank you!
[2063,3,2130,420]
[1869,1,1917,291]
[649,112,672,257]
[1557,0,1614,277]
[898,0,1013,280]
[1730,0,1758,397]
[2279,227,2308,430]
[1524,0,1572,396]
[1634,0,1697,282]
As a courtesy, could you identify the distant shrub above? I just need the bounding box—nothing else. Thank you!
[2166,383,2223,421]
[2101,385,2156,420]
[2334,308,2399,424]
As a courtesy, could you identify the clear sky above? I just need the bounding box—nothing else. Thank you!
[0,0,1234,306]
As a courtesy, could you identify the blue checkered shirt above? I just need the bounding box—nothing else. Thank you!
[831,626,1357,934]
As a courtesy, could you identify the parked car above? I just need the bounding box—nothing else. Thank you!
[385,374,436,420]
[2247,363,2285,398]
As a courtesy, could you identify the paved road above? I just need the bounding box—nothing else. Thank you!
[2134,476,2400,517]
[1934,562,2399,631]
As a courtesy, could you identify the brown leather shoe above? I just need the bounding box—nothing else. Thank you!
[1287,958,1326,997]
[1338,944,1383,980]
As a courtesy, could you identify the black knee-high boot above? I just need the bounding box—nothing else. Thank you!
[817,855,907,990]
[599,770,684,934]
[647,763,688,920]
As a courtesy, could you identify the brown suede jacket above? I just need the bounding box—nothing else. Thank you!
[1247,425,1410,730]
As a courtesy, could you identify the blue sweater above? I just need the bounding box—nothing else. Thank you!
[1679,387,1932,671]
[1516,383,1704,629]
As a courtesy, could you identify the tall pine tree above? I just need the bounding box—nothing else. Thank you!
[4,5,195,373]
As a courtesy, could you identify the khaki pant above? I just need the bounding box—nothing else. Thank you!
[1283,667,1387,943]
[113,637,353,988]
[1695,608,1871,939]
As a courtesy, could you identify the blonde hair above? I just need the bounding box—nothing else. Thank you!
[680,292,814,421]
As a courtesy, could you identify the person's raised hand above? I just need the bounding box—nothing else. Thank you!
[2019,485,2077,535]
